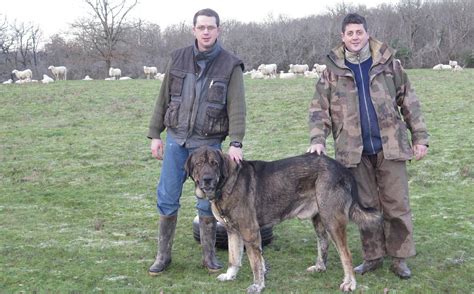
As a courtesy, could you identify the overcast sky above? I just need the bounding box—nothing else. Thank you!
[2,0,394,38]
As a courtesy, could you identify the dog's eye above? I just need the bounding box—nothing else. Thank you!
[210,160,218,166]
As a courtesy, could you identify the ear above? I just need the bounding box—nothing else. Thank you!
[217,149,230,179]
[184,153,193,179]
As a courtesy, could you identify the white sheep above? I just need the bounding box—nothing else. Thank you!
[83,75,93,80]
[279,71,296,79]
[119,76,132,80]
[109,67,122,80]
[432,64,443,70]
[441,64,452,70]
[48,65,67,80]
[304,70,320,79]
[313,63,327,74]
[251,71,265,79]
[154,73,165,81]
[12,69,33,81]
[452,65,463,72]
[2,79,13,84]
[143,66,158,79]
[288,64,309,75]
[449,60,458,68]
[257,64,277,78]
[41,74,55,84]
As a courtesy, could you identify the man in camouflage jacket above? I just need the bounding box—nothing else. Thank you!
[308,13,429,279]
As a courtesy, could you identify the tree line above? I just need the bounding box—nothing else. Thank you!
[0,0,472,81]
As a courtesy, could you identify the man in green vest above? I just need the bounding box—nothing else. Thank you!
[147,8,246,275]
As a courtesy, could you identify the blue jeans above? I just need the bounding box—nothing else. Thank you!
[156,133,221,217]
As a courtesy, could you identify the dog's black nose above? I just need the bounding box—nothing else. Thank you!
[202,176,213,186]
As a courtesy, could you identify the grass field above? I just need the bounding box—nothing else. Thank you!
[1,69,473,293]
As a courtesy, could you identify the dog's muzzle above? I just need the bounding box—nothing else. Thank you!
[197,175,217,198]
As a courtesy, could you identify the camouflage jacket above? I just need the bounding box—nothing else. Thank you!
[309,38,429,167]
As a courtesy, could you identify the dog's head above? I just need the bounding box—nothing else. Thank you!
[185,146,230,201]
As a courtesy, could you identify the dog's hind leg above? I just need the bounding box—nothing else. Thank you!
[307,214,329,273]
[217,231,244,282]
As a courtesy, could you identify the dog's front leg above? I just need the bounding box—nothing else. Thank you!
[244,238,265,294]
[217,231,243,282]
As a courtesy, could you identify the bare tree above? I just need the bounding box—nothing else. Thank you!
[73,0,138,75]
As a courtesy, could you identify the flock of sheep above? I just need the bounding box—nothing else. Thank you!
[246,63,327,80]
[2,60,466,85]
[432,60,464,71]
[2,65,165,84]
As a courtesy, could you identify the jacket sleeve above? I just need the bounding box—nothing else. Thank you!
[147,60,171,139]
[394,60,430,146]
[226,66,246,143]
[308,69,332,146]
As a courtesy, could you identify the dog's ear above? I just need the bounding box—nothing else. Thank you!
[217,149,230,179]
[184,153,193,179]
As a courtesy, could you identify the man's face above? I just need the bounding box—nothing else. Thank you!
[341,23,369,53]
[193,15,220,51]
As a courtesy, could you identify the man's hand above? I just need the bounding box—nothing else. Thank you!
[151,138,164,160]
[228,146,243,163]
[307,143,326,155]
[413,144,428,161]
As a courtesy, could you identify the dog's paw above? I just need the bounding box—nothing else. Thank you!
[306,262,326,273]
[339,277,356,292]
[247,283,264,294]
[217,273,235,281]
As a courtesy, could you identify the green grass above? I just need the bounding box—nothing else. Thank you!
[1,70,473,293]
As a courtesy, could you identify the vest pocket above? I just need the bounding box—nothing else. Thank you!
[169,71,186,96]
[202,106,229,136]
[207,80,227,104]
[164,101,180,128]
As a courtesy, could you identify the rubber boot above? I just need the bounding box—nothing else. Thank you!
[391,257,411,279]
[354,257,384,275]
[148,215,177,276]
[199,215,223,272]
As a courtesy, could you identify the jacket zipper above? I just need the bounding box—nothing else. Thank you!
[357,54,376,154]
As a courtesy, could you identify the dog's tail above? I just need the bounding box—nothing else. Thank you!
[348,175,382,230]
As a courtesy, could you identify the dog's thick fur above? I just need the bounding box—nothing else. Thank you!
[185,146,381,293]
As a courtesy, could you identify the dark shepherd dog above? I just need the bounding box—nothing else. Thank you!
[185,146,381,293]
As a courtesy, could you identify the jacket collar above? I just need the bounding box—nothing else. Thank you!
[327,37,395,70]
[193,40,222,63]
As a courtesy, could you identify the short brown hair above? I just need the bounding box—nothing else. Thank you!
[193,8,220,27]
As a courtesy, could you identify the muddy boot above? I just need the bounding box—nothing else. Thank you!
[199,216,223,272]
[148,215,177,276]
[391,257,411,279]
[354,257,383,275]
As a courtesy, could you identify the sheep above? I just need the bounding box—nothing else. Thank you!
[452,65,463,72]
[143,66,158,79]
[2,79,13,84]
[12,69,33,81]
[83,75,93,80]
[257,64,277,78]
[155,73,165,81]
[449,60,458,68]
[48,65,67,80]
[41,74,55,84]
[313,63,327,74]
[109,67,122,80]
[441,64,452,70]
[288,64,309,75]
[251,71,265,79]
[304,70,320,79]
[279,71,296,79]
[119,76,133,80]
[432,64,443,70]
